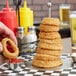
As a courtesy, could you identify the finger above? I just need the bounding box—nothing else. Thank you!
[0,42,3,52]
[0,22,5,34]
[8,31,17,45]
[0,33,9,41]
[5,31,17,45]
[0,22,17,45]
[2,34,8,38]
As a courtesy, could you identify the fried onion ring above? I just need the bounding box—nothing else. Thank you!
[2,38,19,59]
[32,58,62,68]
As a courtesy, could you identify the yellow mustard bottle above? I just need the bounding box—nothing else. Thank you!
[20,0,33,35]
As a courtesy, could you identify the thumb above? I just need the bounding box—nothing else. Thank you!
[0,42,3,52]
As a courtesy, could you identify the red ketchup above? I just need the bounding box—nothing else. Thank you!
[9,59,23,63]
[7,45,14,53]
[0,1,17,36]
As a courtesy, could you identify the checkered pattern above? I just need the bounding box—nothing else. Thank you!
[0,53,76,76]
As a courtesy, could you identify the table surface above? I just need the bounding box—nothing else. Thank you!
[0,38,72,66]
[0,53,75,76]
[0,38,76,76]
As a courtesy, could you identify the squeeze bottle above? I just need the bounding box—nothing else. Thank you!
[0,1,17,35]
[20,1,33,35]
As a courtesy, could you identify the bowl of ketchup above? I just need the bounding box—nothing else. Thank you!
[8,59,24,71]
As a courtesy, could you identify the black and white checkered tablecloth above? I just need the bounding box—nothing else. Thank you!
[0,53,76,76]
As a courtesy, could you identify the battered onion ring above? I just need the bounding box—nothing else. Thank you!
[32,58,62,68]
[2,38,19,59]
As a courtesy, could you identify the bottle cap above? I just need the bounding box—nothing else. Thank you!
[20,1,28,12]
[20,0,33,35]
[17,27,25,33]
[2,1,13,12]
[28,26,35,30]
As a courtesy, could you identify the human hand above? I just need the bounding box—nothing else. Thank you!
[0,22,17,52]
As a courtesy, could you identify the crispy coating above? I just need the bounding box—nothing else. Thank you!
[39,32,61,39]
[34,54,60,61]
[32,18,63,68]
[2,38,19,59]
[38,41,63,50]
[32,58,62,68]
[39,38,63,44]
[37,48,62,56]
[40,24,59,32]
[41,18,61,26]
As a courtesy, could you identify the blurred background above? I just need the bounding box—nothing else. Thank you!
[0,0,76,22]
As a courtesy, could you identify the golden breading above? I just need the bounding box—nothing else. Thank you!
[38,41,63,50]
[39,38,63,44]
[32,58,62,68]
[34,54,60,61]
[2,38,19,59]
[32,17,63,68]
[41,18,61,26]
[40,24,59,32]
[37,48,62,56]
[39,32,61,39]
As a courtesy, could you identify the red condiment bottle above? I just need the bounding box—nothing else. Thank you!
[0,1,17,36]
